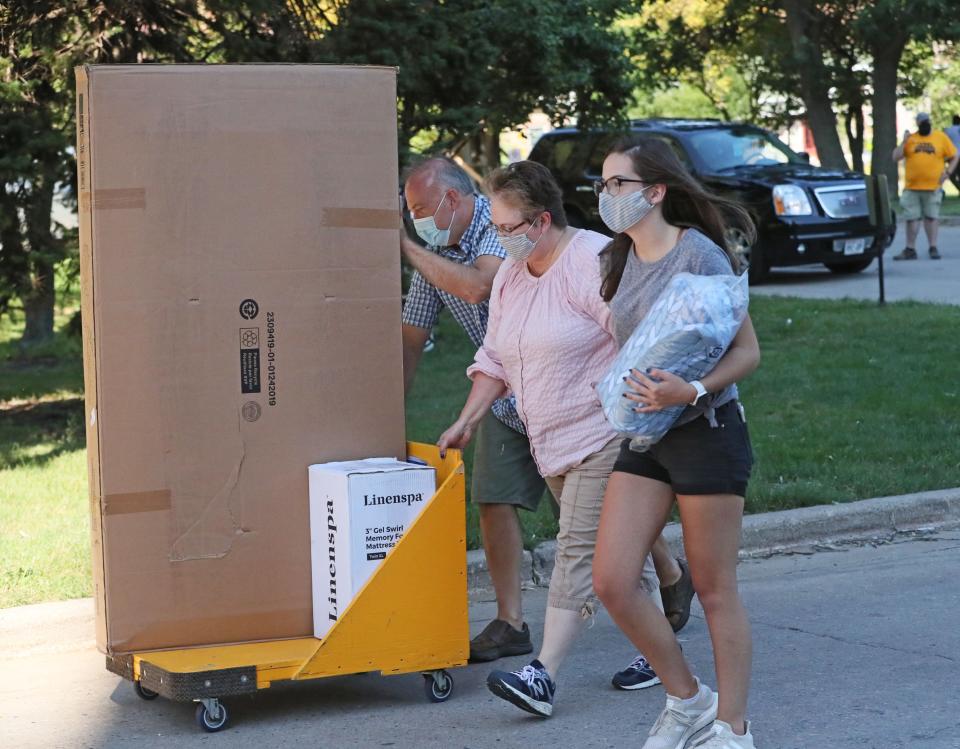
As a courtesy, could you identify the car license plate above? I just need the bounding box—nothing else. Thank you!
[843,238,866,255]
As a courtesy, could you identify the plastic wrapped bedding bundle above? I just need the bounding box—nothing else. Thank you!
[598,272,749,451]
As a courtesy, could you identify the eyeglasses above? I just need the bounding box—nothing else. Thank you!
[489,218,536,237]
[593,176,647,197]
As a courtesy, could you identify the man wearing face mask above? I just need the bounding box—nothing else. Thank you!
[401,156,547,663]
[892,112,958,260]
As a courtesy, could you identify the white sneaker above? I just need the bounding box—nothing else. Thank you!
[641,679,718,749]
[692,720,756,748]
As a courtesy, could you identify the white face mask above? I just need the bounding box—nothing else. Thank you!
[412,193,456,247]
[499,219,542,261]
[598,187,655,234]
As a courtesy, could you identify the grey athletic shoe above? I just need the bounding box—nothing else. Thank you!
[642,679,718,749]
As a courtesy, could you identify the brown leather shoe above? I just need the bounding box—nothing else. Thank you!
[660,558,695,632]
[469,619,533,663]
[893,247,918,260]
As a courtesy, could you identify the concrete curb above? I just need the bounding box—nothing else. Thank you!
[894,215,960,227]
[466,487,960,590]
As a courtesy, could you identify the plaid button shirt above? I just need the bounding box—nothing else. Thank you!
[402,194,526,435]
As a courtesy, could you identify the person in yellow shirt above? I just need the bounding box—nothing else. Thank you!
[892,112,959,260]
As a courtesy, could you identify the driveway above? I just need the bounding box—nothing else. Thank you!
[752,224,960,305]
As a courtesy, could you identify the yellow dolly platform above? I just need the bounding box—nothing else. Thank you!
[105,442,468,732]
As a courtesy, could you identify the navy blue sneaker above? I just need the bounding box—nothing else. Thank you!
[612,653,661,691]
[486,659,556,717]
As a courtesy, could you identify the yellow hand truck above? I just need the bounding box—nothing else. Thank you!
[104,442,467,732]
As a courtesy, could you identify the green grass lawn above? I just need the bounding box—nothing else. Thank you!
[893,188,960,217]
[943,195,960,216]
[0,309,87,608]
[2,296,960,608]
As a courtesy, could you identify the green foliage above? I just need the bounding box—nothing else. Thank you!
[318,0,635,164]
[626,0,960,172]
[0,0,636,336]
[910,43,960,126]
[0,0,219,343]
[630,83,722,120]
[626,0,804,129]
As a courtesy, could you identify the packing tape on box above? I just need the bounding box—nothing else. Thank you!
[80,188,147,211]
[320,207,398,229]
[103,489,171,516]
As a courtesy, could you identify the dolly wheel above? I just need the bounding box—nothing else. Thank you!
[195,700,229,732]
[423,670,454,703]
[133,681,158,701]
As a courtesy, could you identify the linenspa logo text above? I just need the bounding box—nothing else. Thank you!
[326,500,338,622]
[363,493,424,507]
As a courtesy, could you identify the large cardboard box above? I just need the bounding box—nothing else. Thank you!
[75,64,406,654]
[308,459,436,638]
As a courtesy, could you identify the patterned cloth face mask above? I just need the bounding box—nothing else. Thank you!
[499,219,542,261]
[598,186,655,234]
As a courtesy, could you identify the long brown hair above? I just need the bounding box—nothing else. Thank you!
[599,136,755,301]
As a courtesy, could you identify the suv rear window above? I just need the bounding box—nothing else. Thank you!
[586,134,691,176]
[531,133,598,177]
[685,127,800,171]
[587,135,618,175]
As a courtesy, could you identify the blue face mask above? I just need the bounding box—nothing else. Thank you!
[412,193,456,247]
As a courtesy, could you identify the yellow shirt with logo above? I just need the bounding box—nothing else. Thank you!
[904,131,957,191]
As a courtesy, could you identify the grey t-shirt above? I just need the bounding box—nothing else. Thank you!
[606,227,739,425]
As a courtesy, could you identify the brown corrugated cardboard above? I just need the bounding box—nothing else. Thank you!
[76,64,406,655]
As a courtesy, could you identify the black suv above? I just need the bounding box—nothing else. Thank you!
[528,119,895,282]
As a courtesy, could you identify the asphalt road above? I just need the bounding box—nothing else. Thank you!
[751,224,960,305]
[2,530,958,749]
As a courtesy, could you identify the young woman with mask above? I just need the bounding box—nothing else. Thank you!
[437,160,669,717]
[590,137,761,749]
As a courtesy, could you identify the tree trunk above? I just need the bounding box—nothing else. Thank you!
[782,0,849,170]
[871,39,906,199]
[21,269,55,344]
[845,105,865,173]
[478,128,501,174]
[19,174,58,345]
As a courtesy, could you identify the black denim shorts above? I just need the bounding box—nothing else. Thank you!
[612,400,754,497]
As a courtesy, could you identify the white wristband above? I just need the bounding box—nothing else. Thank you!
[689,380,708,406]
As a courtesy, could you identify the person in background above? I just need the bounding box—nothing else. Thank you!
[892,112,958,261]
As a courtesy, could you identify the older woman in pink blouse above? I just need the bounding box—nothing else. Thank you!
[438,161,661,718]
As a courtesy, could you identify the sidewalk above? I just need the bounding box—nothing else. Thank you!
[468,487,960,590]
[2,528,958,748]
